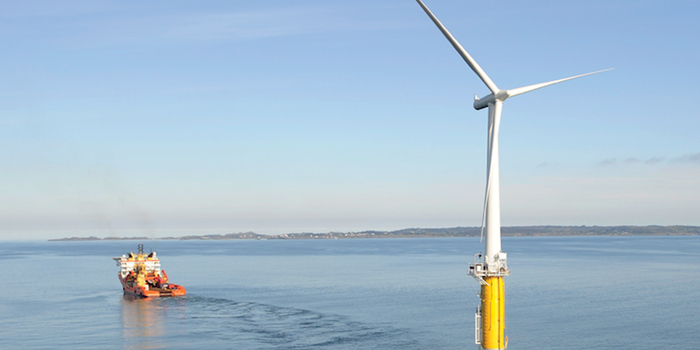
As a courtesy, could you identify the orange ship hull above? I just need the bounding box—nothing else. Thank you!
[118,274,186,298]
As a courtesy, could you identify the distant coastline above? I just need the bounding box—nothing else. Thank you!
[48,225,700,241]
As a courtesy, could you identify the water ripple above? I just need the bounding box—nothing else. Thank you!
[123,296,421,349]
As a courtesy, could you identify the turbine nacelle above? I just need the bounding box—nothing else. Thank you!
[473,90,508,110]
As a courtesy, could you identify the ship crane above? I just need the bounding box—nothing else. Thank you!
[415,1,611,349]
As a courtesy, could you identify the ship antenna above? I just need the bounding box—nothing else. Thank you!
[138,244,144,255]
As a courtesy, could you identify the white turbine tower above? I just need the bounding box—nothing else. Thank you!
[416,1,611,349]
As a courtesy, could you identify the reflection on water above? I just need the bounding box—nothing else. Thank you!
[121,295,166,349]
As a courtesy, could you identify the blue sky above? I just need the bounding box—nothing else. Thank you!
[1,0,699,240]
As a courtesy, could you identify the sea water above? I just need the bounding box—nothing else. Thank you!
[0,236,698,349]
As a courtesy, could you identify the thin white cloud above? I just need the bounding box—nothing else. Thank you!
[598,158,617,166]
[106,9,334,43]
[0,0,121,18]
[644,157,665,165]
[597,153,700,167]
[10,4,410,47]
[537,161,559,168]
[671,152,700,164]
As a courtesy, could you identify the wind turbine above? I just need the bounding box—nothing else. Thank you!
[415,1,610,349]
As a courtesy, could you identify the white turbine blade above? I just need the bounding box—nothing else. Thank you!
[416,0,499,93]
[480,104,499,243]
[479,188,488,243]
[480,120,496,243]
[506,68,613,98]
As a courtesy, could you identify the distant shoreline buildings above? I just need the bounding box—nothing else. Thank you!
[48,225,700,241]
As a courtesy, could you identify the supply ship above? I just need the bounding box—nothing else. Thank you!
[113,244,186,297]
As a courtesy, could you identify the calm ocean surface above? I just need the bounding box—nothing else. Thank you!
[1,236,698,349]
